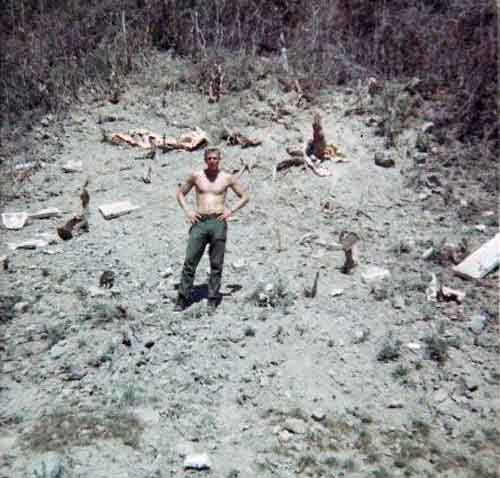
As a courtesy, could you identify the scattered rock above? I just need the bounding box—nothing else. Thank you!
[62,160,83,173]
[432,388,449,403]
[161,267,174,278]
[283,417,307,434]
[13,302,29,314]
[330,288,344,297]
[232,258,247,271]
[50,343,66,360]
[353,328,370,344]
[387,401,404,409]
[29,208,61,220]
[438,286,465,304]
[98,201,140,220]
[361,267,391,285]
[183,453,212,470]
[64,367,87,381]
[468,315,488,335]
[413,152,428,165]
[0,255,8,271]
[374,152,395,168]
[311,409,326,422]
[8,239,49,251]
[2,212,29,230]
[421,122,435,134]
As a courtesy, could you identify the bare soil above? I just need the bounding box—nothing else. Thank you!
[1,55,498,478]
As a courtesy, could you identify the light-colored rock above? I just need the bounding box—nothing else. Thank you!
[374,152,395,168]
[440,286,466,303]
[330,288,344,297]
[421,122,435,134]
[232,258,247,271]
[468,315,488,335]
[453,233,500,280]
[62,160,83,173]
[474,224,487,233]
[2,212,29,230]
[14,302,29,314]
[98,201,140,220]
[361,266,391,284]
[183,453,212,470]
[425,273,438,302]
[433,389,449,403]
[50,343,66,360]
[8,239,49,250]
[311,409,326,422]
[422,247,434,260]
[283,417,307,434]
[405,342,422,351]
[29,207,61,220]
[161,267,174,278]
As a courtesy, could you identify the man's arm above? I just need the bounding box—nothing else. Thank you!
[176,173,201,224]
[217,175,250,221]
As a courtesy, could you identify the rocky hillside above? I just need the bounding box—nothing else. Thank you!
[0,55,498,478]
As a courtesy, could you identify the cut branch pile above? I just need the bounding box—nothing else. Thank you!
[109,128,208,152]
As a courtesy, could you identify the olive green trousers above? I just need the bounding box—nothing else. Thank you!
[178,215,227,301]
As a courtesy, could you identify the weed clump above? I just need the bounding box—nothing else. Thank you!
[377,333,402,362]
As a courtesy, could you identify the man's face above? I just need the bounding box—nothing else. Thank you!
[205,153,220,172]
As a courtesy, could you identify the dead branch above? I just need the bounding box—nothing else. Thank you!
[311,112,327,160]
[304,271,320,298]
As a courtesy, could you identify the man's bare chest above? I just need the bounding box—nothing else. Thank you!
[195,176,228,195]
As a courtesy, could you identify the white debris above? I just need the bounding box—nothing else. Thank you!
[183,453,212,470]
[405,342,422,351]
[440,286,466,303]
[361,266,391,284]
[8,239,49,250]
[453,233,500,280]
[62,160,83,173]
[2,212,29,230]
[426,273,438,302]
[283,417,307,434]
[98,201,140,220]
[29,207,61,220]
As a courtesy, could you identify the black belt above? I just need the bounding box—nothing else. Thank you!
[199,213,220,220]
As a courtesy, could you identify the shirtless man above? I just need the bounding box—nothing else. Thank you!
[175,148,250,312]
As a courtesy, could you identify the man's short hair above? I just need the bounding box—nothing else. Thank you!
[204,148,221,161]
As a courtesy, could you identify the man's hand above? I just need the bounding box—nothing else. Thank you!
[187,210,202,224]
[217,209,232,222]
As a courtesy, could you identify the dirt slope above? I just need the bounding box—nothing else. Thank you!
[1,56,498,478]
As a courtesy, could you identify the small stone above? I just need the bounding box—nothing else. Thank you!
[422,247,434,260]
[468,315,488,335]
[311,410,326,422]
[405,342,422,351]
[413,152,428,165]
[374,152,395,168]
[433,389,449,403]
[391,295,405,309]
[464,375,480,392]
[474,224,487,232]
[232,259,247,271]
[183,453,212,470]
[283,417,307,434]
[66,367,87,381]
[49,343,66,360]
[421,122,435,134]
[14,302,29,314]
[161,267,174,278]
[439,286,466,303]
[8,239,49,251]
[387,401,404,409]
[361,266,391,285]
[29,208,61,220]
[278,430,291,443]
[330,289,344,297]
[62,160,83,173]
[98,201,140,220]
